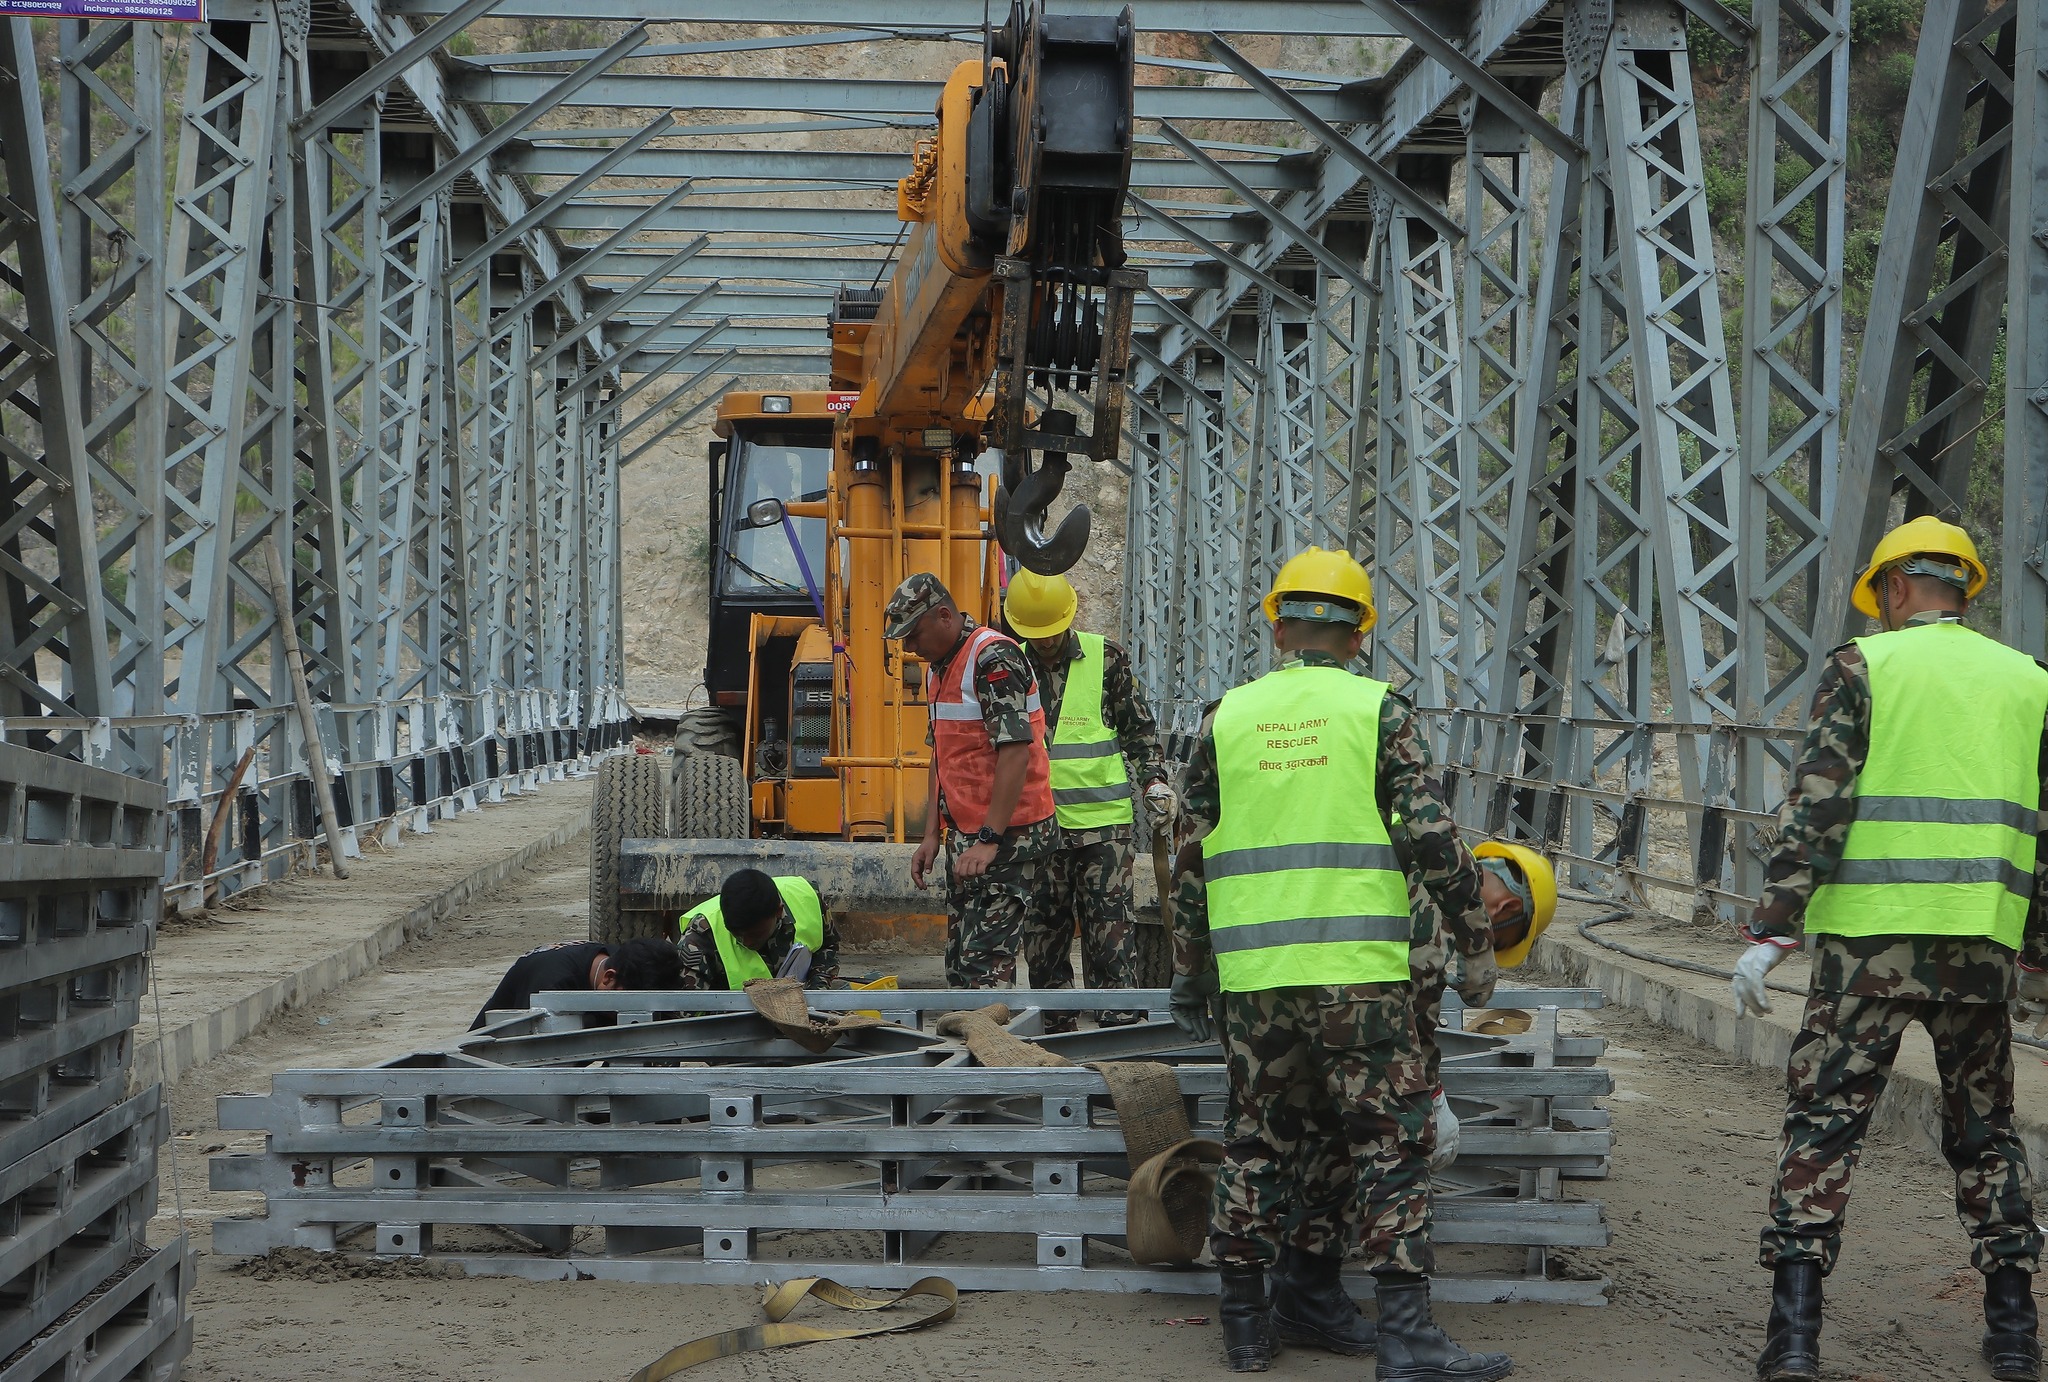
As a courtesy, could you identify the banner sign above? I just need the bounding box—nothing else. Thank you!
[0,0,204,20]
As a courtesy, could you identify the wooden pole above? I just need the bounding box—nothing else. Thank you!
[265,539,352,878]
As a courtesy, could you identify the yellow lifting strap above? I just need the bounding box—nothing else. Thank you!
[627,1275,959,1381]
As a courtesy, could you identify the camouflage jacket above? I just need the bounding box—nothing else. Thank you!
[677,911,842,992]
[1745,610,2048,1002]
[1023,629,1168,849]
[925,616,1056,861]
[1173,651,1491,985]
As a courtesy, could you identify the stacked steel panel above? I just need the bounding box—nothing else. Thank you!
[1,745,192,1381]
[211,986,1612,1303]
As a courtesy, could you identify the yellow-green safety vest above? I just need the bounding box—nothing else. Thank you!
[681,876,826,988]
[1200,663,1412,991]
[1048,632,1134,829]
[1806,621,2048,949]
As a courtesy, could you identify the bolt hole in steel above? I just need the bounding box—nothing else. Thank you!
[1059,1105,1072,1118]
[1050,1172,1063,1185]
[719,1238,734,1251]
[396,1106,409,1118]
[724,1105,738,1118]
[388,1168,401,1181]
[390,1234,405,1248]
[717,1170,730,1183]
[1055,1245,1068,1258]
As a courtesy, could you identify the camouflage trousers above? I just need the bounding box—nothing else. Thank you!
[1210,984,1436,1274]
[1021,832,1142,1032]
[942,832,1042,989]
[1761,989,2042,1275]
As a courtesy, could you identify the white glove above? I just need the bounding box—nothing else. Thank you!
[1731,940,1796,1018]
[1429,1087,1460,1172]
[1144,781,1178,825]
[2019,963,2048,1006]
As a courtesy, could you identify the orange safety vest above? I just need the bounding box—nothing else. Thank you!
[929,625,1055,835]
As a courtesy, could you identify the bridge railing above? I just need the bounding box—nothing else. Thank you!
[1,688,632,911]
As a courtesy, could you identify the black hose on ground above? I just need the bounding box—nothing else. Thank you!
[1571,903,2048,1052]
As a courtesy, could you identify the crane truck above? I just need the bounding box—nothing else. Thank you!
[589,2,1167,978]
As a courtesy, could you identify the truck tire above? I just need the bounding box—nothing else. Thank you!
[673,706,741,759]
[1130,916,1172,989]
[674,752,750,839]
[590,753,669,944]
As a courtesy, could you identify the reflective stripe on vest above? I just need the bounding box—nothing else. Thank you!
[1200,664,1411,991]
[681,876,825,989]
[928,625,1056,834]
[1805,621,2048,949]
[1049,632,1134,829]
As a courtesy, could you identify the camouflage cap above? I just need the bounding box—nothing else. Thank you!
[884,571,956,639]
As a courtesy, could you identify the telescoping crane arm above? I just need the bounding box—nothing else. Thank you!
[829,1,1141,575]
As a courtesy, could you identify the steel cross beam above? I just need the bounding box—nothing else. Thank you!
[448,112,683,284]
[604,343,739,438]
[1137,0,1560,405]
[1153,123,1377,298]
[1349,0,1583,162]
[387,24,652,223]
[386,0,1413,36]
[1198,35,1465,246]
[526,255,714,379]
[452,68,1372,125]
[505,143,1317,193]
[293,0,501,138]
[493,203,703,342]
[591,324,733,425]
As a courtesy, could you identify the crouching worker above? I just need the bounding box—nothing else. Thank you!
[1408,840,1557,1169]
[676,867,842,991]
[469,937,682,1030]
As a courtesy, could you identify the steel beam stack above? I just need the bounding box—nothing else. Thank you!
[210,987,1611,1303]
[1,744,191,1381]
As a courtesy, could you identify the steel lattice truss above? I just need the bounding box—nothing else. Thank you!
[1,0,2043,911]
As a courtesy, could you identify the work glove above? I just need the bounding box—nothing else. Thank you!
[1144,781,1178,827]
[1429,1087,1460,1173]
[1455,950,1498,1009]
[1169,970,1219,1044]
[2020,962,2048,1007]
[1731,938,1797,1017]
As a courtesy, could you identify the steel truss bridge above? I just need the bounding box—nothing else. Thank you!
[0,0,2042,914]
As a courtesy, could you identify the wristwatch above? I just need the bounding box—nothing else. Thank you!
[974,826,1001,846]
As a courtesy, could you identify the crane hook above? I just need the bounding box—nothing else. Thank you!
[991,410,1091,575]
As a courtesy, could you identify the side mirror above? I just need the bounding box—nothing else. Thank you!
[744,498,786,529]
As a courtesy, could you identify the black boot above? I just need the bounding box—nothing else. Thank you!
[1373,1274,1512,1382]
[1219,1262,1276,1373]
[1756,1262,1822,1381]
[1984,1264,2042,1382]
[1270,1245,1377,1355]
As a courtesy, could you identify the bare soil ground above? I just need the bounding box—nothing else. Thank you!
[146,844,2037,1381]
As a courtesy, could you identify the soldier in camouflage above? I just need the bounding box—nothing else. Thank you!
[892,572,1060,990]
[1006,570,1170,1032]
[1735,517,2048,1382]
[1167,547,1509,1381]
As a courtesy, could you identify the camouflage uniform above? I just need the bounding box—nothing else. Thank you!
[1746,610,2048,1276]
[924,615,1059,990]
[676,912,842,991]
[1174,651,1495,1271]
[1020,630,1167,1031]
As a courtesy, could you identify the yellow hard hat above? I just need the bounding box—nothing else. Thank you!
[1852,515,1988,618]
[1004,569,1077,639]
[1261,546,1377,632]
[1473,840,1556,969]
